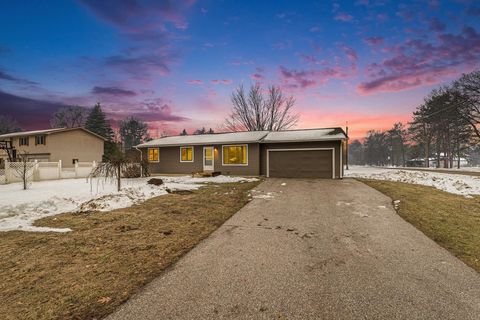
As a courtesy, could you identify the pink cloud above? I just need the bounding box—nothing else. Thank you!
[211,79,233,85]
[340,45,358,62]
[363,36,384,46]
[279,64,357,89]
[334,12,353,22]
[186,79,204,85]
[250,67,265,81]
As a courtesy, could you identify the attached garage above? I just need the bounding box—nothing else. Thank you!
[267,148,334,178]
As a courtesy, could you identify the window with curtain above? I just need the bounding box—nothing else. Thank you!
[222,145,248,165]
[180,146,193,162]
[148,148,159,162]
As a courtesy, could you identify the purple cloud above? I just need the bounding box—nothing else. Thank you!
[466,6,480,16]
[211,79,233,85]
[358,26,480,94]
[280,64,356,89]
[79,0,194,81]
[104,53,172,79]
[341,45,358,62]
[0,91,65,130]
[334,12,353,22]
[92,86,137,96]
[250,68,265,81]
[186,79,204,85]
[429,17,446,32]
[134,99,188,122]
[0,68,38,86]
[363,36,384,46]
[78,0,195,31]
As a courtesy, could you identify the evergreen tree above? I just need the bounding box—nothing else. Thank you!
[180,129,188,136]
[207,128,214,134]
[85,103,114,140]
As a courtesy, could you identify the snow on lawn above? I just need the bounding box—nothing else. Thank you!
[0,175,258,233]
[346,166,480,197]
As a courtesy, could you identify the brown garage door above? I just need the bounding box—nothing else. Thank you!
[268,149,333,178]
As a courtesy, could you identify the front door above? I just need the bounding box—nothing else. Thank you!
[203,146,214,171]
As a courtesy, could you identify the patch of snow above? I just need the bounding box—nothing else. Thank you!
[346,166,480,197]
[281,183,287,186]
[251,190,275,199]
[0,175,257,233]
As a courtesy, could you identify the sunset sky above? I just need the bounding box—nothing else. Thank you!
[1,0,479,139]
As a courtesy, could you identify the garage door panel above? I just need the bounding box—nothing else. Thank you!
[268,150,333,178]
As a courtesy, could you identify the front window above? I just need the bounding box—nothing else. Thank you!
[222,145,248,165]
[35,135,45,145]
[180,146,193,162]
[148,148,159,162]
[19,137,29,146]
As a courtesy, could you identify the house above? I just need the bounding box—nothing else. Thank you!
[0,127,106,167]
[137,127,348,178]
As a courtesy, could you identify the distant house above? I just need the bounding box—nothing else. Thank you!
[0,127,106,167]
[137,127,348,178]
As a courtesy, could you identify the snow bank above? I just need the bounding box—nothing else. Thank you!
[0,175,258,233]
[346,166,480,197]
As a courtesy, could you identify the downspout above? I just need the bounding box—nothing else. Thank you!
[134,146,143,177]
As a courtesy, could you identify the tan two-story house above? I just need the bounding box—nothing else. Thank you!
[0,127,106,167]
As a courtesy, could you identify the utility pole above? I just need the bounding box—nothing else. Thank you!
[346,122,349,170]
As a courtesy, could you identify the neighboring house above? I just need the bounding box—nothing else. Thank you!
[0,127,106,167]
[137,127,347,178]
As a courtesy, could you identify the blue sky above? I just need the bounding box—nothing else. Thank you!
[1,0,479,138]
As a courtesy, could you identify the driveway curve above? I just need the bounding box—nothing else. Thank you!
[108,178,480,320]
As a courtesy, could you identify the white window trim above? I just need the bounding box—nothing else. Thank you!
[222,144,249,166]
[203,146,214,171]
[147,147,160,163]
[179,146,194,163]
[266,148,335,179]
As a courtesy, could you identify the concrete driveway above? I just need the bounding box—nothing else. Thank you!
[108,179,480,320]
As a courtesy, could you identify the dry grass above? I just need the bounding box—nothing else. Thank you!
[0,181,260,320]
[359,179,480,273]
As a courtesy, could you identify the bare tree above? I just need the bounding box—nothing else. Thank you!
[51,106,89,128]
[453,71,480,140]
[11,152,35,190]
[89,150,130,192]
[224,83,299,131]
[0,115,22,134]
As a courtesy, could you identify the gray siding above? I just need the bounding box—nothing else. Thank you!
[144,143,260,176]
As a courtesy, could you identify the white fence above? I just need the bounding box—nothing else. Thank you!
[0,160,96,184]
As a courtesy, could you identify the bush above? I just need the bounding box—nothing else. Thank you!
[122,164,141,178]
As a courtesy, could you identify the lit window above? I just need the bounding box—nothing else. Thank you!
[19,137,29,146]
[35,135,46,145]
[180,146,193,162]
[148,148,159,162]
[222,145,248,165]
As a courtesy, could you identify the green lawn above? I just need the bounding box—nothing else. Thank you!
[359,178,480,273]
